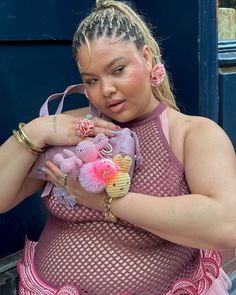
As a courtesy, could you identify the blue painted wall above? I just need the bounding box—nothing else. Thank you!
[0,0,90,258]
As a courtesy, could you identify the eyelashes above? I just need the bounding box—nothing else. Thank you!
[112,66,125,75]
[84,65,126,85]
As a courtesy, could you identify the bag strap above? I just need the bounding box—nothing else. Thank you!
[39,84,85,117]
[39,83,113,123]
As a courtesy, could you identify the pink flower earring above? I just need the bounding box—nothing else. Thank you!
[151,63,165,87]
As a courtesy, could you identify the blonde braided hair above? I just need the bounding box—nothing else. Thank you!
[73,0,178,110]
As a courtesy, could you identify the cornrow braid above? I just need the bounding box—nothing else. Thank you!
[73,2,145,55]
[72,0,178,110]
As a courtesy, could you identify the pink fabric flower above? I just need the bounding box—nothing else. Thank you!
[75,118,94,137]
[151,63,165,87]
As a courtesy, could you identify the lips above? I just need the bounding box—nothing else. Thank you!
[107,100,126,113]
[106,99,125,107]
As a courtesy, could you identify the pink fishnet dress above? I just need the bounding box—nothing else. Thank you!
[18,103,231,294]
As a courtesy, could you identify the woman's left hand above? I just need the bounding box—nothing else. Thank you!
[44,161,105,211]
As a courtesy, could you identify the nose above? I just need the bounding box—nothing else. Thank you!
[101,78,116,97]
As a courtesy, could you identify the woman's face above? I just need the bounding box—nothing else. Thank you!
[77,37,158,123]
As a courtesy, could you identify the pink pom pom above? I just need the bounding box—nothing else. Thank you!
[94,158,119,182]
[79,161,106,193]
[79,158,118,193]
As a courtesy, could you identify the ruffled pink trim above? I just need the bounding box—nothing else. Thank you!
[18,240,230,295]
[17,240,80,295]
[165,250,229,295]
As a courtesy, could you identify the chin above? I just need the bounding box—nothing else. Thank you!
[102,107,136,123]
[112,113,136,124]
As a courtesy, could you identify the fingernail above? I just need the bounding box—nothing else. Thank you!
[85,114,93,120]
[111,130,118,136]
[114,125,121,130]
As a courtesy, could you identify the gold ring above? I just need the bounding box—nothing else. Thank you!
[60,173,68,187]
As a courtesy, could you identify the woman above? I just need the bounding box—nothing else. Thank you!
[0,0,235,294]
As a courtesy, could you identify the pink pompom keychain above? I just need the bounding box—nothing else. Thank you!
[79,158,119,193]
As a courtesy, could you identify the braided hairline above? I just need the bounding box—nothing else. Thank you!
[73,3,145,56]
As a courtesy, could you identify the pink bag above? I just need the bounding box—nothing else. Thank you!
[28,84,141,200]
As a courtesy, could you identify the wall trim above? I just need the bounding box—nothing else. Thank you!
[198,0,218,122]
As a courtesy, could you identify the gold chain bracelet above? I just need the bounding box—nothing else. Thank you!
[104,193,117,222]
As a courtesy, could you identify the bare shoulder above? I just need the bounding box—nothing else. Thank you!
[63,106,90,117]
[183,114,236,198]
[167,107,232,146]
[166,108,235,164]
[184,114,234,150]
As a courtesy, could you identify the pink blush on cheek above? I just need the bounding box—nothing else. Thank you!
[127,64,146,86]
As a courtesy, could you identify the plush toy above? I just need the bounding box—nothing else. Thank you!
[53,133,109,179]
[105,154,132,198]
[53,186,77,210]
[52,135,132,207]
[79,154,132,197]
[53,151,83,180]
[79,158,119,193]
[52,133,109,208]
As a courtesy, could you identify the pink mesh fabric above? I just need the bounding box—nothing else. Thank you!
[32,103,223,294]
[18,241,230,295]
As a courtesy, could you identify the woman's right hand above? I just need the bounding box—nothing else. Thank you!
[22,113,120,149]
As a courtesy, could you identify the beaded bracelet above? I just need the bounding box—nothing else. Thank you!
[104,193,117,222]
[12,123,44,155]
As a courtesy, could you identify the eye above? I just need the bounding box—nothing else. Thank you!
[112,183,116,187]
[112,66,125,75]
[85,78,97,86]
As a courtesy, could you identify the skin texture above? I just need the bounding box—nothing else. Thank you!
[1,37,236,251]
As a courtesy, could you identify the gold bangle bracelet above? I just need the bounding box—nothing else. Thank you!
[104,193,117,222]
[12,129,39,155]
[18,122,44,153]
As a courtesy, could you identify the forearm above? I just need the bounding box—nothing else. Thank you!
[112,192,236,249]
[0,134,39,212]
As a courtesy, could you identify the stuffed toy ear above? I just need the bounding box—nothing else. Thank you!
[113,154,123,167]
[121,156,132,173]
[93,133,109,150]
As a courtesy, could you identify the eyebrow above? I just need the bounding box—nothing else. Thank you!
[80,57,128,77]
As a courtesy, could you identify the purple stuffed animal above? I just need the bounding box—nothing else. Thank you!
[52,133,110,208]
[53,133,109,179]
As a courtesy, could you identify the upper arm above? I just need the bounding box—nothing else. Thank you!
[8,177,45,211]
[184,117,236,203]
